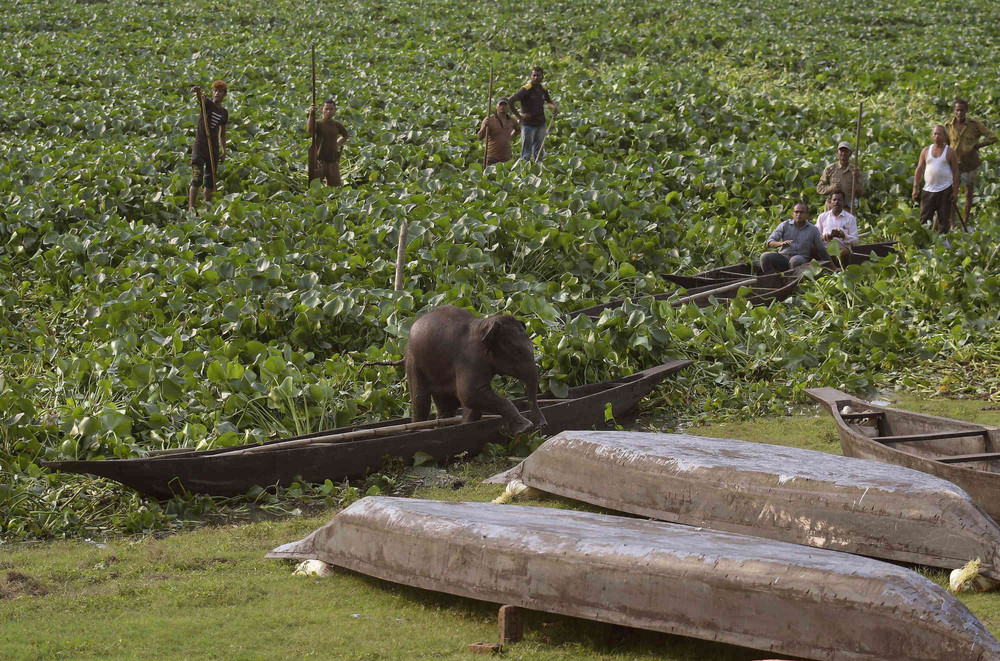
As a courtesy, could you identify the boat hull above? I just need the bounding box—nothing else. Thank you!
[584,242,896,317]
[807,387,1000,522]
[268,497,1000,661]
[486,430,1000,577]
[42,361,691,499]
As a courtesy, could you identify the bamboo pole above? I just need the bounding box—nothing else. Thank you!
[211,414,501,457]
[198,92,217,188]
[394,219,408,291]
[849,102,862,216]
[308,45,317,182]
[534,116,550,163]
[674,277,758,306]
[483,67,494,169]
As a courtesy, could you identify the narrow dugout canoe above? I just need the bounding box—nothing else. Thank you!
[662,241,897,287]
[807,387,1000,521]
[268,497,1000,661]
[572,269,803,319]
[485,430,1000,578]
[40,360,691,499]
[577,241,896,318]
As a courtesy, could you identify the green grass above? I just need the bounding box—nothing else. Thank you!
[5,397,1000,659]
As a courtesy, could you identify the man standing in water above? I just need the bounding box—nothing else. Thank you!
[478,98,520,166]
[307,99,350,187]
[189,81,228,211]
[508,66,559,161]
[913,125,960,234]
[945,98,996,225]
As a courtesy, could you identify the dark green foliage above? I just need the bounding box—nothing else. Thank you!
[3,0,1000,538]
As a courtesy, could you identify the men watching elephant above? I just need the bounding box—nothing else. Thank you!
[815,191,858,264]
[913,125,960,234]
[945,98,996,225]
[508,66,559,161]
[760,202,827,274]
[816,141,865,211]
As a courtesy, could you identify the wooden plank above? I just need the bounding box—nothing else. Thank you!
[936,452,1000,464]
[879,429,987,445]
[840,412,885,421]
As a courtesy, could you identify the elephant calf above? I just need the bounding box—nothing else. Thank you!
[404,305,546,434]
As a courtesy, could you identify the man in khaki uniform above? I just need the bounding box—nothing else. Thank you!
[945,98,996,224]
[816,141,865,212]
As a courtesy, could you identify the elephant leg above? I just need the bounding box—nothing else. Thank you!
[462,409,483,423]
[432,393,461,420]
[407,368,432,422]
[459,382,532,434]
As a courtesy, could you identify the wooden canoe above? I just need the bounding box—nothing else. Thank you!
[807,387,1000,521]
[576,241,896,318]
[267,497,1000,661]
[40,360,691,499]
[486,430,1000,578]
[663,240,897,287]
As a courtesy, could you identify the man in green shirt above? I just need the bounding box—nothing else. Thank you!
[945,98,996,224]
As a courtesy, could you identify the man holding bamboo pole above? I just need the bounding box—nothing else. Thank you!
[816,141,864,211]
[307,99,349,187]
[478,98,520,166]
[945,98,996,226]
[188,81,229,212]
[509,66,558,161]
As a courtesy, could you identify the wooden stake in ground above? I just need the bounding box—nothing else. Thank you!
[308,45,318,183]
[849,101,862,216]
[483,67,494,169]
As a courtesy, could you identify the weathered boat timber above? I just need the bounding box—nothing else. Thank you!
[576,241,896,318]
[486,430,1000,578]
[808,386,1000,521]
[268,497,1000,661]
[41,360,691,499]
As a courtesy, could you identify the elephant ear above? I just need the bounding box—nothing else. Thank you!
[481,319,502,349]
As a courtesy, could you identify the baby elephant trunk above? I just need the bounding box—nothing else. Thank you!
[523,371,548,430]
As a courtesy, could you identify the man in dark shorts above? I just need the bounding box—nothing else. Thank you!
[912,125,960,234]
[307,99,349,187]
[478,97,520,166]
[189,80,228,212]
[508,66,558,161]
[759,201,826,274]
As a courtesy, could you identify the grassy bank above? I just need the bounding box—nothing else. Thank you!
[4,396,1000,660]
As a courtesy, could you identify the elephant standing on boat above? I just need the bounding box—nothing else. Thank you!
[403,305,546,434]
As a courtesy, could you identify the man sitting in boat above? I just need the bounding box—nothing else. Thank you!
[815,191,858,266]
[759,201,826,274]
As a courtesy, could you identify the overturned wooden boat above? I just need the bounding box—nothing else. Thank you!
[807,387,1000,521]
[486,430,1000,578]
[576,241,896,318]
[268,497,1000,661]
[41,360,691,499]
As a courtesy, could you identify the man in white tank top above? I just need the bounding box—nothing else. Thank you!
[912,125,960,234]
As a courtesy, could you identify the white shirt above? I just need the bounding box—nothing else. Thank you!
[815,209,859,246]
[923,144,953,193]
